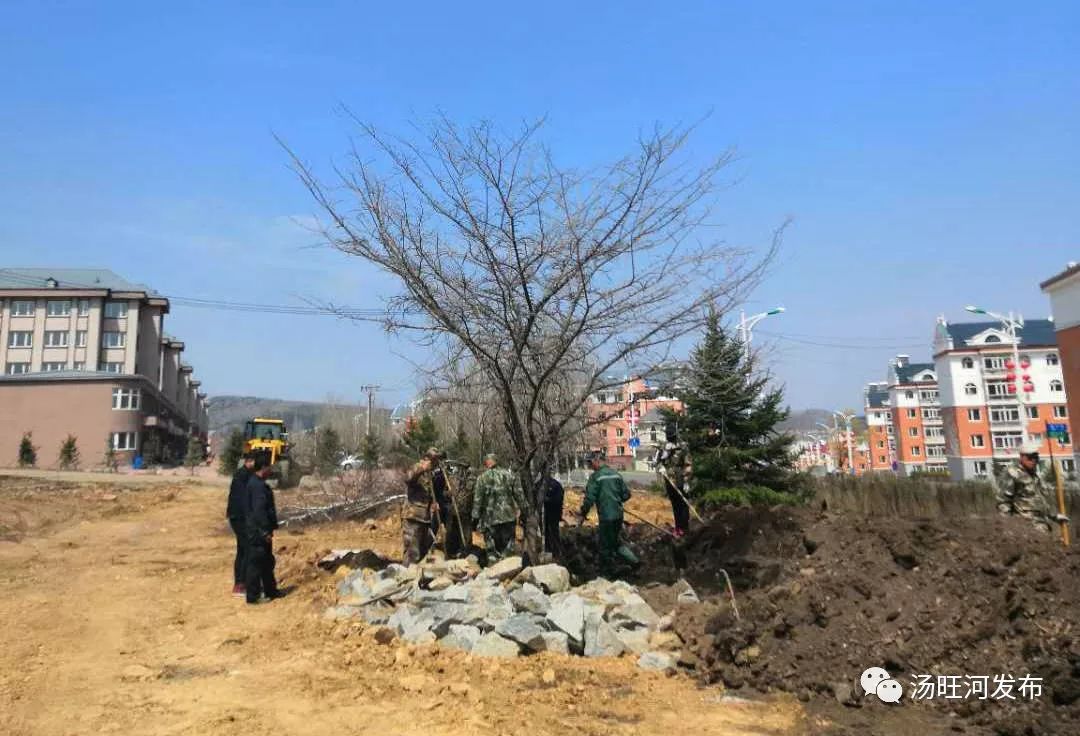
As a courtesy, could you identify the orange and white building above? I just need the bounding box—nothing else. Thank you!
[1041,263,1080,471]
[587,374,684,471]
[864,381,895,472]
[885,356,947,476]
[933,317,1073,481]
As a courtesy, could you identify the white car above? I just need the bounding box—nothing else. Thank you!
[339,455,361,471]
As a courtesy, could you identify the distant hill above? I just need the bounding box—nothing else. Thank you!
[207,395,366,434]
[778,408,841,436]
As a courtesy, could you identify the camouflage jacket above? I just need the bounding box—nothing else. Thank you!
[655,441,691,489]
[472,467,521,530]
[996,464,1054,521]
[581,465,631,522]
[402,462,447,523]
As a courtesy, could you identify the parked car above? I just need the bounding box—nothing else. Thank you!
[339,454,361,471]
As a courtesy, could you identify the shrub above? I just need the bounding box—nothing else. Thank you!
[17,432,37,468]
[58,435,80,470]
[699,485,805,508]
[218,430,245,476]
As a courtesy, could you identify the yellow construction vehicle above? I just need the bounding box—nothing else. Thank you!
[243,417,294,487]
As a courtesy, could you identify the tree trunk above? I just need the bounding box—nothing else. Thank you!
[518,470,545,564]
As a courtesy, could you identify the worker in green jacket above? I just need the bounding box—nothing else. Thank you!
[577,451,639,577]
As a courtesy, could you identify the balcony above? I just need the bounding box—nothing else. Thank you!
[922,416,944,426]
[989,415,1023,428]
[924,435,946,445]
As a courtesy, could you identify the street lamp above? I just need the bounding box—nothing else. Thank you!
[739,307,786,358]
[965,305,1029,448]
[816,421,838,472]
[832,410,856,476]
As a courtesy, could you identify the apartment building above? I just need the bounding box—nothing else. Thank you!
[1041,263,1080,469]
[0,269,208,466]
[934,317,1073,481]
[864,381,895,472]
[885,356,947,476]
[587,374,684,471]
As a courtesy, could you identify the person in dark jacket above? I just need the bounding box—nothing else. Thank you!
[244,458,281,604]
[543,474,565,557]
[226,453,256,597]
[577,452,638,577]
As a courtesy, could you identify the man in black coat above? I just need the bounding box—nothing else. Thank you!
[226,453,256,597]
[244,458,281,604]
[543,474,565,558]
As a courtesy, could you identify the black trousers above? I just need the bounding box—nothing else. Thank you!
[245,537,278,603]
[229,518,247,586]
[664,478,691,533]
[543,499,563,556]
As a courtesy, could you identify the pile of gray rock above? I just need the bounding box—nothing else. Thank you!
[325,554,686,671]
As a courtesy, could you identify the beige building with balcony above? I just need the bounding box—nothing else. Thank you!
[0,269,208,467]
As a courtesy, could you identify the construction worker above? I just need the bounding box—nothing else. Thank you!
[244,457,282,604]
[577,451,639,577]
[402,447,446,564]
[655,423,693,537]
[226,452,256,597]
[472,453,521,563]
[997,441,1069,534]
[543,473,565,557]
[442,461,474,559]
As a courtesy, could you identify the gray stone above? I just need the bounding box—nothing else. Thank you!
[388,606,435,641]
[359,576,409,604]
[637,651,676,672]
[495,613,548,651]
[519,564,571,594]
[440,624,482,653]
[675,579,700,605]
[546,593,586,643]
[360,603,395,626]
[379,563,418,582]
[471,632,521,658]
[584,612,626,658]
[536,631,571,655]
[480,556,524,581]
[615,627,652,655]
[608,593,660,629]
[510,583,551,616]
[337,569,365,597]
[428,575,454,591]
[442,584,471,602]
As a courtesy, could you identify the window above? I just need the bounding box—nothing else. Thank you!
[971,434,985,448]
[925,426,944,438]
[992,432,1023,450]
[922,408,941,420]
[5,362,30,375]
[1063,459,1076,474]
[886,426,895,436]
[44,330,68,347]
[987,382,1012,398]
[73,362,85,371]
[968,408,982,421]
[1030,433,1044,444]
[909,427,919,437]
[927,446,946,458]
[614,393,624,403]
[879,455,886,464]
[8,331,32,348]
[649,430,657,442]
[1051,380,1064,393]
[990,408,1020,423]
[964,383,978,396]
[601,429,608,437]
[77,299,90,316]
[76,331,87,348]
[616,445,625,456]
[877,440,885,449]
[974,460,989,477]
[905,391,915,399]
[912,446,921,457]
[11,300,34,316]
[110,432,138,451]
[46,300,71,316]
[1052,405,1068,418]
[43,361,67,372]
[985,335,1002,344]
[907,409,917,419]
[920,390,939,402]
[1027,406,1040,419]
[615,428,624,438]
[984,356,1007,371]
[104,301,128,319]
[961,357,975,369]
[101,331,126,348]
[112,387,141,410]
[100,362,124,374]
[1048,353,1060,367]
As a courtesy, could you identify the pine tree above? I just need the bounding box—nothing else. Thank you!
[315,425,343,476]
[103,437,118,473]
[218,429,246,476]
[184,435,205,476]
[674,311,796,498]
[359,433,381,469]
[58,435,80,470]
[402,415,440,457]
[17,432,37,468]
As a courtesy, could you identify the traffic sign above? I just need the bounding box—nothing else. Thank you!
[1047,423,1068,437]
[628,436,641,449]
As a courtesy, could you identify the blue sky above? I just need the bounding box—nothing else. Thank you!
[1,1,1077,411]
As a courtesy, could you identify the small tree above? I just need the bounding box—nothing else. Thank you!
[218,429,245,476]
[315,425,343,476]
[359,432,381,469]
[402,415,440,457]
[184,435,205,476]
[103,437,118,473]
[58,435,80,471]
[17,432,37,468]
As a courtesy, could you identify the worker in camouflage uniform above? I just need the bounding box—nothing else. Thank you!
[401,447,448,564]
[472,453,521,563]
[996,441,1069,534]
[577,451,639,577]
[654,422,693,537]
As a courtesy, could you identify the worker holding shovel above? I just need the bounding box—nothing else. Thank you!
[577,451,639,578]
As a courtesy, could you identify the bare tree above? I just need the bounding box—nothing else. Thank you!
[289,116,781,561]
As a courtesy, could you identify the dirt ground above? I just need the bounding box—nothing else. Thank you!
[0,474,809,736]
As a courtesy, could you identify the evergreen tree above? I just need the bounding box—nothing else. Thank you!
[17,432,37,468]
[184,435,205,476]
[673,311,796,497]
[402,415,440,456]
[58,435,80,470]
[359,433,381,469]
[315,425,343,476]
[103,437,118,473]
[218,429,246,476]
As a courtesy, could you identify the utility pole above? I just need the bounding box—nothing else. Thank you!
[833,410,856,476]
[359,385,381,437]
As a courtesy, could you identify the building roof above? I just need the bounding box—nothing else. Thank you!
[0,370,138,382]
[1041,262,1080,292]
[865,384,890,408]
[0,268,157,294]
[943,319,1057,349]
[894,362,936,385]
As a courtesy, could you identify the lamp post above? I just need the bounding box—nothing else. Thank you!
[965,305,1029,448]
[833,410,856,476]
[739,307,786,359]
[817,421,838,473]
